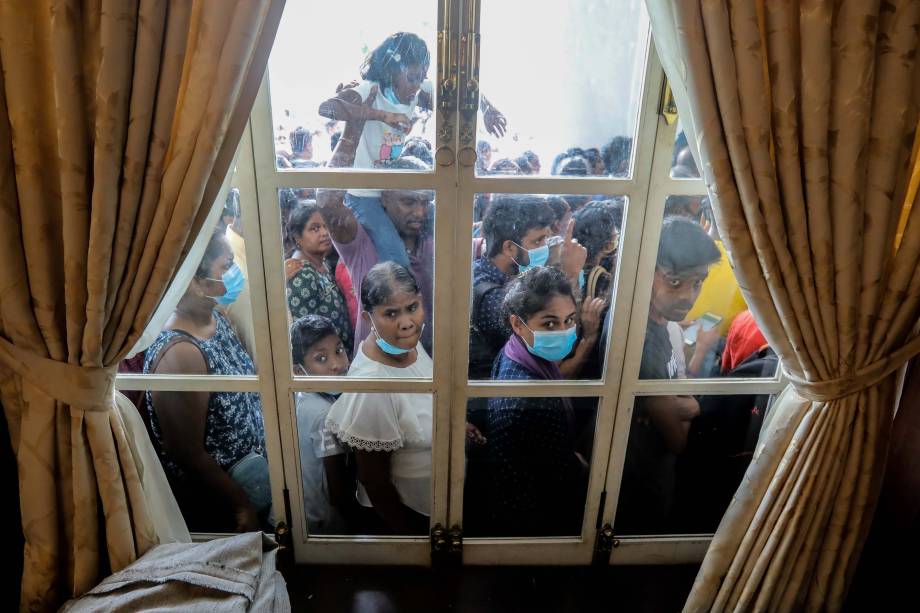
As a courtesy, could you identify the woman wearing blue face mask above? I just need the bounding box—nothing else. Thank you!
[325,262,433,535]
[144,230,269,534]
[479,267,593,536]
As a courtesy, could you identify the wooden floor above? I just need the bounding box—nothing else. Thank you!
[286,564,700,613]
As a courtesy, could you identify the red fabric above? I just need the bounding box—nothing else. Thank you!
[336,260,358,329]
[721,310,768,374]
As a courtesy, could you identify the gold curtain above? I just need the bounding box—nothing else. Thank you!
[0,1,284,610]
[645,0,920,610]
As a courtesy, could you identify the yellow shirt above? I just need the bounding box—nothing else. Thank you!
[686,240,747,335]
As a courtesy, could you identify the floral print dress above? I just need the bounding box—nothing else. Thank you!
[285,258,354,353]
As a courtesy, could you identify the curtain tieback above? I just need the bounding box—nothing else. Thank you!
[0,335,115,412]
[783,333,920,403]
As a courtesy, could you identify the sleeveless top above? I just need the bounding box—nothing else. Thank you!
[144,311,265,481]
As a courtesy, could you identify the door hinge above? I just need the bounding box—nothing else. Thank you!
[593,523,618,565]
[430,523,463,566]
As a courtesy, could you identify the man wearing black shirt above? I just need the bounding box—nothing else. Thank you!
[616,217,721,534]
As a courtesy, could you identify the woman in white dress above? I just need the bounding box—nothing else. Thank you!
[326,261,432,534]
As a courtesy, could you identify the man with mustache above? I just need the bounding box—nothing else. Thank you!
[316,106,434,354]
[615,216,721,534]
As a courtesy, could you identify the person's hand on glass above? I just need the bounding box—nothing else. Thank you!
[465,422,487,446]
[335,80,360,94]
[579,297,606,342]
[695,322,721,352]
[559,219,588,282]
[483,104,507,138]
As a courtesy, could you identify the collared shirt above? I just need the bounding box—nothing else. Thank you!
[471,256,513,349]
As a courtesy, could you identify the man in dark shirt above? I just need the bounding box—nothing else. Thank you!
[468,195,555,378]
[617,217,721,534]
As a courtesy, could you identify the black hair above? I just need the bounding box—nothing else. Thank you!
[657,217,721,273]
[574,201,620,262]
[503,266,575,321]
[584,147,603,171]
[601,136,633,176]
[284,201,323,258]
[558,156,589,177]
[514,155,534,174]
[490,158,522,175]
[545,196,570,223]
[195,229,229,278]
[222,188,240,219]
[482,195,554,258]
[401,137,433,167]
[361,32,430,89]
[360,261,421,312]
[522,150,539,165]
[477,140,491,154]
[664,195,704,219]
[290,315,339,366]
[290,127,312,155]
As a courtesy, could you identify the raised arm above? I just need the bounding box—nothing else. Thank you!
[315,86,385,244]
[319,84,414,131]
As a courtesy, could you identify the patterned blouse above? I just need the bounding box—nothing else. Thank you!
[286,258,354,354]
[144,311,266,481]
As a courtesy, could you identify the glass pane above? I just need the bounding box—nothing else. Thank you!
[469,194,625,381]
[464,396,599,537]
[638,197,778,380]
[118,178,260,378]
[477,0,649,177]
[141,391,275,533]
[615,393,777,535]
[295,391,433,536]
[280,187,435,377]
[268,3,436,170]
[670,119,701,179]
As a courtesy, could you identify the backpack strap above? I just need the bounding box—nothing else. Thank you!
[471,280,503,322]
[585,266,606,300]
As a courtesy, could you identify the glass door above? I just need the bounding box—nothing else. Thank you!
[447,0,657,564]
[248,0,460,563]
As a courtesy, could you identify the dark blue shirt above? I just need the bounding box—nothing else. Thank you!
[469,257,513,377]
[482,351,587,536]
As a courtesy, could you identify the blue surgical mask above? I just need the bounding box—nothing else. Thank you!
[382,86,402,106]
[204,263,245,305]
[370,317,422,356]
[521,321,578,362]
[512,242,549,274]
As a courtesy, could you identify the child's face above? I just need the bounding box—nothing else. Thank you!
[392,63,426,104]
[300,334,349,376]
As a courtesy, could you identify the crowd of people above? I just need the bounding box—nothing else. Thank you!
[124,31,775,539]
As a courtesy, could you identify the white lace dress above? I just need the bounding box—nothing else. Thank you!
[325,343,433,516]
